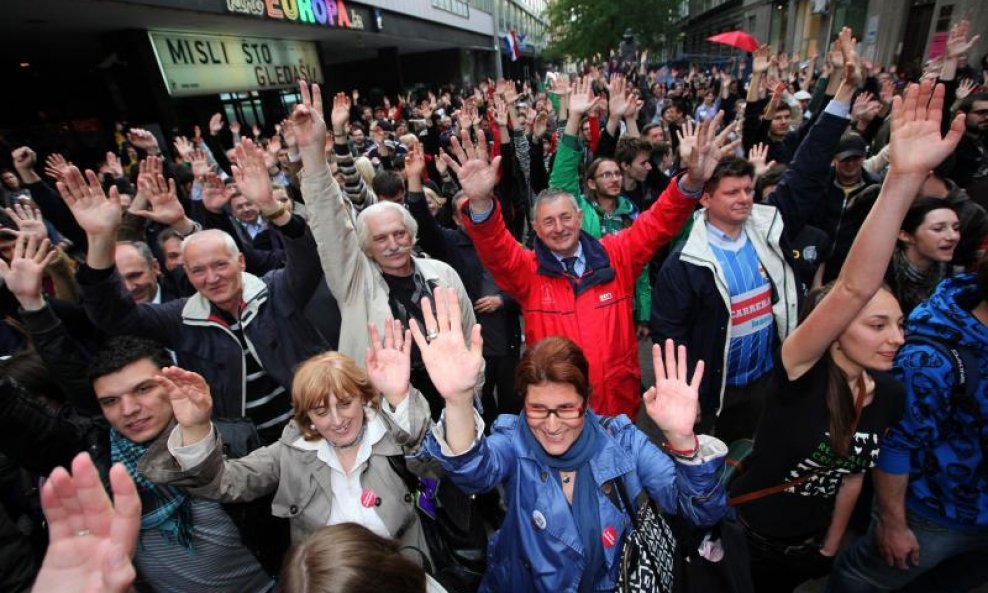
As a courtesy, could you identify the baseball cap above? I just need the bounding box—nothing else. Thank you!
[835,134,867,161]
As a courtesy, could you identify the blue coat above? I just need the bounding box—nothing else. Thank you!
[423,414,727,593]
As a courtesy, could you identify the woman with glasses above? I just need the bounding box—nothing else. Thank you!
[412,287,728,593]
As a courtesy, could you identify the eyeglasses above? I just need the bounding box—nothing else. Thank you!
[525,404,586,420]
[594,171,622,180]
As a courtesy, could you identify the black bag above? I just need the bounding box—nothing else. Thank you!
[387,455,487,593]
[612,475,678,593]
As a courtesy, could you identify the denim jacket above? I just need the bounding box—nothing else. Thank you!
[422,413,727,593]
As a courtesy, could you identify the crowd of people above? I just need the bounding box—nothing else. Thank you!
[1,18,988,593]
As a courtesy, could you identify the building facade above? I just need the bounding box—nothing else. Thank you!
[0,0,504,154]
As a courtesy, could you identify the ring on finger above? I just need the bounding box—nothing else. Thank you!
[426,328,439,341]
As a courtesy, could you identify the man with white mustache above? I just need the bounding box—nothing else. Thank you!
[296,82,475,419]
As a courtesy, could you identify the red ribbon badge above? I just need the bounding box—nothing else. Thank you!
[361,489,377,508]
[601,526,617,548]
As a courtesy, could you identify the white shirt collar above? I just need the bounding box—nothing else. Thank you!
[293,408,387,473]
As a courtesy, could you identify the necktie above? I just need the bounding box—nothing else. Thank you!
[562,256,578,277]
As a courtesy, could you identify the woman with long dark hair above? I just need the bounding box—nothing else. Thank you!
[729,80,966,592]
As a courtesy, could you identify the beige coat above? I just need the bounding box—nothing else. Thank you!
[300,165,476,365]
[139,389,434,554]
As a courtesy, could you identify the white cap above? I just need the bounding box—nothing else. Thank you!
[793,90,812,101]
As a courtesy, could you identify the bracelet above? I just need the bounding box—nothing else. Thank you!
[175,220,202,239]
[662,434,700,460]
[261,204,288,222]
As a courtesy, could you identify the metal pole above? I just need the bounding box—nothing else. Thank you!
[493,0,504,78]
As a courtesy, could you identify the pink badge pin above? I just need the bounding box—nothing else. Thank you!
[361,489,377,508]
[601,526,617,548]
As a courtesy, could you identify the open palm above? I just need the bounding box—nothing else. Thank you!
[409,287,483,406]
[160,367,213,429]
[56,166,122,237]
[365,319,412,405]
[443,129,501,201]
[643,340,703,440]
[889,80,965,176]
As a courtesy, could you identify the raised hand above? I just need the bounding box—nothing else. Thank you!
[676,119,698,166]
[752,44,772,74]
[889,80,965,177]
[4,202,48,243]
[747,143,775,178]
[0,234,55,309]
[946,19,980,60]
[130,157,185,227]
[442,127,502,204]
[683,111,741,192]
[330,91,351,134]
[409,287,483,406]
[208,113,225,136]
[159,367,213,445]
[607,74,631,120]
[173,136,194,160]
[643,339,703,449]
[290,79,327,163]
[125,128,160,155]
[365,319,412,407]
[232,139,277,215]
[404,142,427,184]
[32,453,140,593]
[199,173,230,214]
[835,26,862,89]
[189,148,211,178]
[491,96,509,128]
[228,119,242,138]
[568,76,600,116]
[44,153,72,183]
[103,152,124,179]
[56,166,122,238]
[956,78,976,101]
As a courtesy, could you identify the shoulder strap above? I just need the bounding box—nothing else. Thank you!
[729,377,868,507]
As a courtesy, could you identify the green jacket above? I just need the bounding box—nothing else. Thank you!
[548,133,653,322]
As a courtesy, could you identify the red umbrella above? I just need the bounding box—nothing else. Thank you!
[707,31,760,53]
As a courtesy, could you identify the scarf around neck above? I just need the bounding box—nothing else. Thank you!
[519,410,605,593]
[891,248,948,315]
[110,429,194,553]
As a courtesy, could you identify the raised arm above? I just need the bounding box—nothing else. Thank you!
[295,83,368,304]
[780,80,965,378]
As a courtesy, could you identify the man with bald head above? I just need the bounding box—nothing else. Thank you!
[60,148,327,443]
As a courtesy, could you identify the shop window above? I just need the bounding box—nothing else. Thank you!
[220,91,264,128]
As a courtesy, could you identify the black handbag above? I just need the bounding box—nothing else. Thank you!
[612,475,678,593]
[387,455,487,593]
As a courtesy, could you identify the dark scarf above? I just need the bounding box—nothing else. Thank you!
[519,411,605,593]
[890,248,949,315]
[110,429,194,552]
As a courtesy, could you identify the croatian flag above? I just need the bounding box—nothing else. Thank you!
[505,31,519,61]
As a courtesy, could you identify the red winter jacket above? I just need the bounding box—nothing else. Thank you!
[462,177,696,418]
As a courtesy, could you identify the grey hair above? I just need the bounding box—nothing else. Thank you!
[356,202,418,253]
[180,229,241,260]
[531,188,581,223]
[115,240,157,270]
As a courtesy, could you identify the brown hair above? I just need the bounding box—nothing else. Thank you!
[515,336,592,403]
[292,353,379,441]
[279,523,426,593]
[800,282,895,456]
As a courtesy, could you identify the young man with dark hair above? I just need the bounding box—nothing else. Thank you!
[829,256,988,592]
[372,169,407,204]
[651,47,858,442]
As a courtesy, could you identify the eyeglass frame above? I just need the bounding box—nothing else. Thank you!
[593,170,622,180]
[524,403,587,420]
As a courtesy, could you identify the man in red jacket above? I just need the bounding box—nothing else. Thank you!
[443,115,738,419]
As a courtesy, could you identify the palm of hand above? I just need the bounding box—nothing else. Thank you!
[169,379,212,427]
[457,159,497,198]
[148,191,183,224]
[74,199,121,236]
[33,537,114,593]
[422,336,482,402]
[646,379,698,437]
[291,109,326,150]
[331,107,349,129]
[2,257,44,298]
[891,120,951,174]
[570,94,595,115]
[239,174,273,210]
[367,349,409,400]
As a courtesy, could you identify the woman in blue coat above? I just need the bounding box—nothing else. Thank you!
[411,287,728,593]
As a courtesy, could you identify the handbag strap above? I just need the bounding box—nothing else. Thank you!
[728,375,868,507]
[612,475,640,530]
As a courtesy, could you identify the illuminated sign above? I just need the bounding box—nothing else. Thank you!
[149,31,324,97]
[226,0,363,29]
